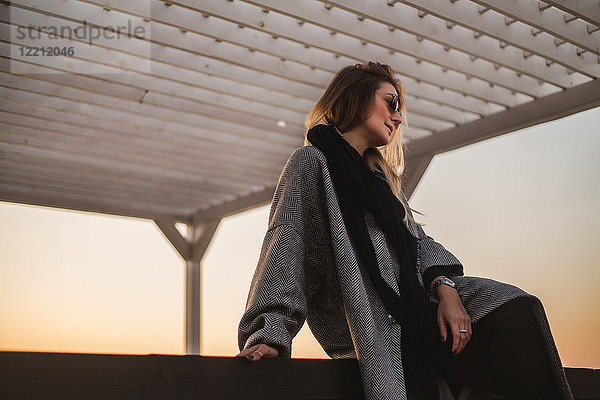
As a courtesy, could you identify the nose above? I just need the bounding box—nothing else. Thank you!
[391,110,402,126]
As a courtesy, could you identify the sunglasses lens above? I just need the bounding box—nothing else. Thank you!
[389,96,399,113]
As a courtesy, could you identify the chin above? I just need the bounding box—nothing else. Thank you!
[373,140,389,148]
[379,134,391,146]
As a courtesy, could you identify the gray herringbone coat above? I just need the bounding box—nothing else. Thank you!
[238,145,573,400]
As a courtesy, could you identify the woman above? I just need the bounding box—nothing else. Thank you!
[237,62,573,400]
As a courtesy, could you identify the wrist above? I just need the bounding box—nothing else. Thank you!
[430,275,445,291]
[430,276,456,299]
[436,284,456,298]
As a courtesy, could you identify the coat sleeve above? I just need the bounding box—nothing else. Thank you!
[238,148,324,357]
[237,223,307,357]
[400,191,464,300]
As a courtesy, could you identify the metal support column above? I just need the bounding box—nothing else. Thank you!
[185,259,201,355]
[155,217,220,355]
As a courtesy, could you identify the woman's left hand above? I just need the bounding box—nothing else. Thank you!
[436,285,472,356]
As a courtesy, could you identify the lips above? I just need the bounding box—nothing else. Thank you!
[385,124,393,135]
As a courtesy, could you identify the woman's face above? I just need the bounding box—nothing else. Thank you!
[360,82,403,148]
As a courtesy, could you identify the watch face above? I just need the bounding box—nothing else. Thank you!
[441,278,455,287]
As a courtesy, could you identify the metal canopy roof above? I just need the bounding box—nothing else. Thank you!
[1,0,600,223]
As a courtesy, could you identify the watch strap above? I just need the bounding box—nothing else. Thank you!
[430,276,455,298]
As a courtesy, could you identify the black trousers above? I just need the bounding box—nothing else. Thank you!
[436,296,562,400]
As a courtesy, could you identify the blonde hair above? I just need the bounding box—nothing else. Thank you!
[304,61,421,226]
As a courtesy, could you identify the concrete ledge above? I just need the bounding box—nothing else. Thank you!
[0,351,597,399]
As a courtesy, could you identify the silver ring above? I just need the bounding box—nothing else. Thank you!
[459,329,467,333]
[255,350,263,357]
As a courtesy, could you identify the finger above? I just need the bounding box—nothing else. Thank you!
[458,329,466,354]
[237,345,258,358]
[438,314,447,343]
[249,349,263,361]
[248,344,278,361]
[248,344,267,361]
[460,330,467,353]
[466,317,473,346]
[458,326,467,354]
[451,324,461,355]
[454,324,466,355]
[460,317,472,353]
[457,318,471,354]
[241,344,264,360]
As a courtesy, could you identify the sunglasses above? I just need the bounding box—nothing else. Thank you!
[383,93,401,115]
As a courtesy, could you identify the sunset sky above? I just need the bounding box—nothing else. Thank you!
[1,106,598,369]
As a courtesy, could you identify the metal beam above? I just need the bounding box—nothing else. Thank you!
[406,97,481,124]
[3,50,475,133]
[43,0,512,107]
[471,0,599,56]
[5,1,328,97]
[186,71,600,218]
[77,0,515,103]
[2,6,504,116]
[170,0,528,105]
[400,0,599,78]
[541,0,600,27]
[240,0,564,95]
[2,45,316,114]
[154,217,190,260]
[316,0,584,91]
[403,155,434,200]
[407,78,600,159]
[193,186,275,221]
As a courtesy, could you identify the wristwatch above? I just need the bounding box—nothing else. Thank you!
[430,276,456,297]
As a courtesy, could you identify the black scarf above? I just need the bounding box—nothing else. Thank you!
[307,124,441,399]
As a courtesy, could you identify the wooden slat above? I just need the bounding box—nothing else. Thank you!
[0,158,226,204]
[0,81,301,164]
[0,182,197,219]
[0,138,258,195]
[0,169,216,210]
[0,122,275,191]
[0,146,233,196]
[0,64,301,152]
[0,154,237,203]
[0,101,288,185]
[0,86,300,170]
